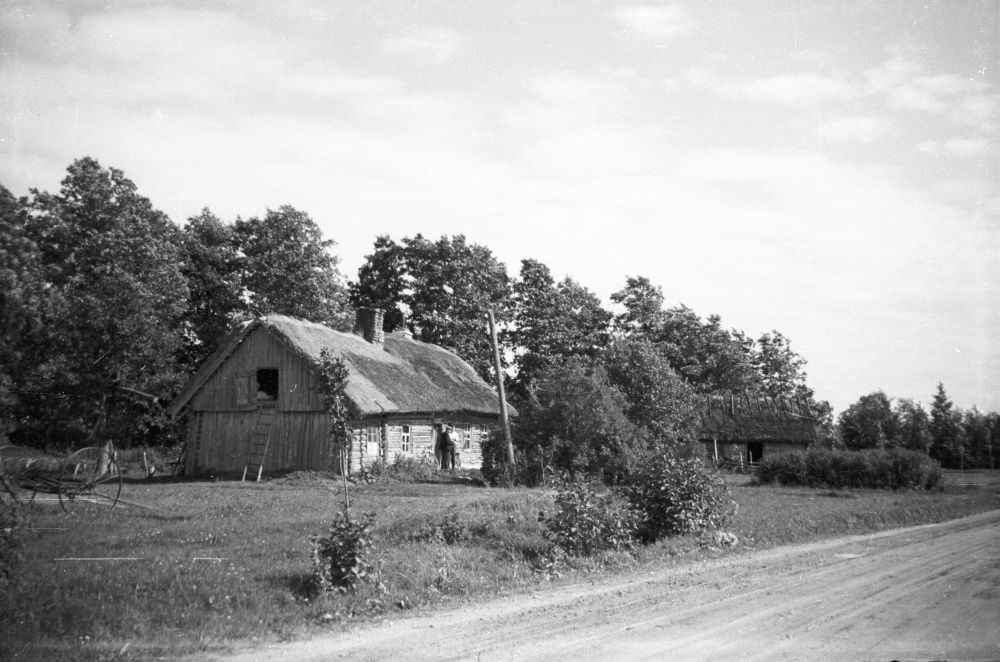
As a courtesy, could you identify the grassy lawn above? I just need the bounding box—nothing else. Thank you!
[2,468,998,661]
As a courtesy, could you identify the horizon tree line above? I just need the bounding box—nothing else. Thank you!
[3,157,994,467]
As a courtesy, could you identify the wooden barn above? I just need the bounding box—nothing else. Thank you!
[700,393,818,465]
[167,310,512,478]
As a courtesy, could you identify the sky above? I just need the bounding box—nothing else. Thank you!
[1,1,997,415]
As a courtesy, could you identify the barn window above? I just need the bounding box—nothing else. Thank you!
[401,425,411,453]
[256,369,279,401]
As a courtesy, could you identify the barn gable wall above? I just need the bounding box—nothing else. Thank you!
[190,326,324,413]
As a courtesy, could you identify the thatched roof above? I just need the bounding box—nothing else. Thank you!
[699,393,817,444]
[168,314,514,419]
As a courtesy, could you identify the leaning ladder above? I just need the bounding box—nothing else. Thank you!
[242,406,275,482]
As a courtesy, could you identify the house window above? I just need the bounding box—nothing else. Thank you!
[401,425,411,453]
[256,369,279,401]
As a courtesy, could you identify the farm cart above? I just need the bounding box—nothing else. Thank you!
[0,444,123,512]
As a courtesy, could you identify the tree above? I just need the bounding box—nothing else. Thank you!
[179,209,245,368]
[516,358,642,484]
[0,185,47,442]
[17,157,189,448]
[508,259,611,399]
[610,275,665,339]
[234,206,351,330]
[348,235,408,332]
[658,305,758,393]
[752,331,809,400]
[929,383,966,468]
[837,391,900,450]
[894,398,932,454]
[961,407,992,469]
[351,234,512,381]
[602,339,700,452]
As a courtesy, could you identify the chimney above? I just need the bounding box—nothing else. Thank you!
[354,308,385,347]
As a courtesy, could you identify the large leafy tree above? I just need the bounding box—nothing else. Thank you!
[0,185,48,441]
[837,391,901,450]
[658,305,759,393]
[15,158,189,448]
[516,358,643,484]
[894,398,932,454]
[602,338,701,452]
[350,234,511,380]
[508,259,611,399]
[179,209,245,368]
[610,275,665,339]
[752,330,809,400]
[929,383,965,468]
[610,276,760,393]
[233,206,351,330]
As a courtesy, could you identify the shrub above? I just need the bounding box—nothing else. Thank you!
[754,448,943,490]
[540,475,638,556]
[410,504,468,545]
[310,511,378,593]
[387,452,438,482]
[620,455,735,542]
[479,431,517,487]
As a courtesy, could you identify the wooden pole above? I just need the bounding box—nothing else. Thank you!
[487,309,515,465]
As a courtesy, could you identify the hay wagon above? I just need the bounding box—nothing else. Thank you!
[0,444,122,511]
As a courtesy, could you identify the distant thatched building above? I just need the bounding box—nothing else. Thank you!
[700,393,817,464]
[168,311,512,478]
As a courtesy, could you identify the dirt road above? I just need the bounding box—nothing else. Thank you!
[220,510,1000,662]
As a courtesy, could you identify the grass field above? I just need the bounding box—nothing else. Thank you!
[2,467,998,661]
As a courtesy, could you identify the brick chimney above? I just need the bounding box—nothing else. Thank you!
[354,308,385,347]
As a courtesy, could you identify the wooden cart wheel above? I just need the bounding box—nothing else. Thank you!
[58,447,122,512]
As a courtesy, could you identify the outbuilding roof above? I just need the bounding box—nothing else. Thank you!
[699,392,817,443]
[168,314,513,419]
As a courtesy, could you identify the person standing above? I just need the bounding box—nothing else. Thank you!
[438,424,455,470]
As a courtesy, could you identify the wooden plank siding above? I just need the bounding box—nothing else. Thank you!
[343,417,494,473]
[187,410,334,476]
[189,327,324,413]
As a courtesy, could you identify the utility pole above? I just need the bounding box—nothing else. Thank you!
[487,309,514,465]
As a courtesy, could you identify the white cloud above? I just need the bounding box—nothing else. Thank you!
[382,26,462,64]
[916,137,993,157]
[943,137,992,157]
[744,72,857,104]
[814,116,893,143]
[951,93,1000,133]
[615,5,697,39]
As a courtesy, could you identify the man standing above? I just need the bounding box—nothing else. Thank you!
[438,424,455,470]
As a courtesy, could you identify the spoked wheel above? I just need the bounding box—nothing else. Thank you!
[58,447,122,512]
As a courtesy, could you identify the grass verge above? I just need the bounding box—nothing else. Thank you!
[2,469,998,661]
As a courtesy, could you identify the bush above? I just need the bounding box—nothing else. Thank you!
[620,455,735,542]
[754,448,943,490]
[310,511,378,593]
[387,453,438,482]
[410,504,468,545]
[540,475,638,556]
[479,431,517,487]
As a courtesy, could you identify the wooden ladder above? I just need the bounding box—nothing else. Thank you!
[185,414,206,475]
[242,406,275,482]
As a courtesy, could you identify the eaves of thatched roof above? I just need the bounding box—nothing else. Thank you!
[699,392,817,443]
[168,314,514,419]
